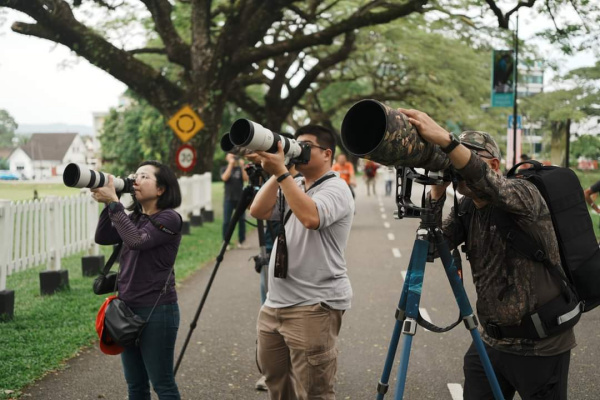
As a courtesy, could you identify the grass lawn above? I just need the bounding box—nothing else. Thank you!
[0,182,256,399]
[0,182,82,201]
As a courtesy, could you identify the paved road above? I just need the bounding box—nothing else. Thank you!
[21,177,600,399]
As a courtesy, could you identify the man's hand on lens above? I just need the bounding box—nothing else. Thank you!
[254,142,287,177]
[398,108,452,147]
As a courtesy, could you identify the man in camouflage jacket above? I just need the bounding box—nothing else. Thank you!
[400,108,576,400]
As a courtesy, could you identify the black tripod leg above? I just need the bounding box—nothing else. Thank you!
[174,184,256,375]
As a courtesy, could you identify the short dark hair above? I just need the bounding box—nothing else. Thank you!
[294,125,336,159]
[128,160,182,214]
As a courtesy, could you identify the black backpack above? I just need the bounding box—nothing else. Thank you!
[457,160,600,339]
[507,160,600,312]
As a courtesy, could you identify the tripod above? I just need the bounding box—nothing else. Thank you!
[174,164,268,375]
[376,167,504,400]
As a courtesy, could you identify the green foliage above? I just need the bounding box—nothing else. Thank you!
[310,16,507,146]
[0,158,8,169]
[571,135,600,160]
[0,109,17,147]
[99,96,172,176]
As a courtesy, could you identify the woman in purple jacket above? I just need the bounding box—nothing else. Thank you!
[92,160,183,400]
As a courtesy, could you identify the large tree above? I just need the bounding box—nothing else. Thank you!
[1,0,598,173]
[0,109,18,147]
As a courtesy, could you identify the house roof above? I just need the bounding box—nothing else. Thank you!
[0,147,14,159]
[20,133,78,161]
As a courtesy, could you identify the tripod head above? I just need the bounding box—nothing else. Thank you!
[245,163,269,188]
[393,167,448,220]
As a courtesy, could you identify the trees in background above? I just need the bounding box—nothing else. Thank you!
[1,0,598,173]
[520,62,600,163]
[0,109,17,147]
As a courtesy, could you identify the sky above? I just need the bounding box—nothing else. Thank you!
[0,7,596,129]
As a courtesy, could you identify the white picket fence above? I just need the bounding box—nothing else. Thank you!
[0,172,213,291]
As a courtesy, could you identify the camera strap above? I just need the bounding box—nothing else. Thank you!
[274,172,336,279]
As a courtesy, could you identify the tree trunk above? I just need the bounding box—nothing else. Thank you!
[550,120,568,167]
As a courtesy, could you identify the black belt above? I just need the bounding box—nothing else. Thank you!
[482,294,582,340]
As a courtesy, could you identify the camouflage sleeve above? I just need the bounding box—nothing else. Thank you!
[455,153,545,224]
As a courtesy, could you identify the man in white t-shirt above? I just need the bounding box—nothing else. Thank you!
[249,125,354,399]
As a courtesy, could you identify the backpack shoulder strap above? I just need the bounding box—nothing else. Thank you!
[491,208,570,287]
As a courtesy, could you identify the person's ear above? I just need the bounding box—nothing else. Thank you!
[491,158,501,171]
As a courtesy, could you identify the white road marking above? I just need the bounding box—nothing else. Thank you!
[401,270,407,280]
[392,248,402,258]
[387,233,395,241]
[447,383,463,400]
[384,222,391,229]
[381,214,387,219]
[380,207,386,213]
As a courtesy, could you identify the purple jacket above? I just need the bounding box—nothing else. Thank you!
[95,202,182,307]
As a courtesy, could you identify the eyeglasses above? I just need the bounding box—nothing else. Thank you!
[299,141,328,151]
[129,173,156,182]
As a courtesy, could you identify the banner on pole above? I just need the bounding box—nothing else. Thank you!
[491,50,515,108]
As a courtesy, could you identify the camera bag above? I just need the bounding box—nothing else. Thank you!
[457,160,600,339]
[505,160,600,313]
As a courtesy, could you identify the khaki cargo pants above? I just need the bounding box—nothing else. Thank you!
[257,303,344,400]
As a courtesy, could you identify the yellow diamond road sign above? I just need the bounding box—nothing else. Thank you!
[168,105,204,143]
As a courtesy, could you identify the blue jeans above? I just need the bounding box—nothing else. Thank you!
[121,303,180,400]
[222,199,246,243]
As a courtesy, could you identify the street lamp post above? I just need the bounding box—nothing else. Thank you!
[512,12,519,168]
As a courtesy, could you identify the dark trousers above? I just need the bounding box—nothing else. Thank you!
[464,342,570,400]
[222,199,246,244]
[121,303,181,400]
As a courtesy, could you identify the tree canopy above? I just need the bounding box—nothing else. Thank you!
[2,0,598,173]
[0,109,18,147]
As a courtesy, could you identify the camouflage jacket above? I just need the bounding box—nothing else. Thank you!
[429,154,576,356]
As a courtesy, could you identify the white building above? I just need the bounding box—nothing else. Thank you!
[8,133,88,180]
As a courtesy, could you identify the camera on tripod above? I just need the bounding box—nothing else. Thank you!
[220,119,311,165]
[63,163,134,193]
[340,99,458,218]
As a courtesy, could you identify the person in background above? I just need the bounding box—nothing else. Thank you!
[364,160,379,196]
[221,153,250,250]
[584,179,600,214]
[332,153,356,198]
[382,166,395,197]
[92,160,183,400]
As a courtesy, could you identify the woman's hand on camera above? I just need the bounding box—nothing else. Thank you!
[91,175,119,204]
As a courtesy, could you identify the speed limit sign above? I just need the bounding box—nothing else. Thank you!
[175,144,197,172]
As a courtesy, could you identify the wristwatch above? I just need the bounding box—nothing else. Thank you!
[277,172,291,183]
[441,134,461,154]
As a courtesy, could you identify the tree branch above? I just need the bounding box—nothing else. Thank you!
[139,0,191,69]
[127,47,167,55]
[234,0,427,66]
[4,0,184,115]
[284,31,356,109]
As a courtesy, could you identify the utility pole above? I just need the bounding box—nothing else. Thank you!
[512,13,519,168]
